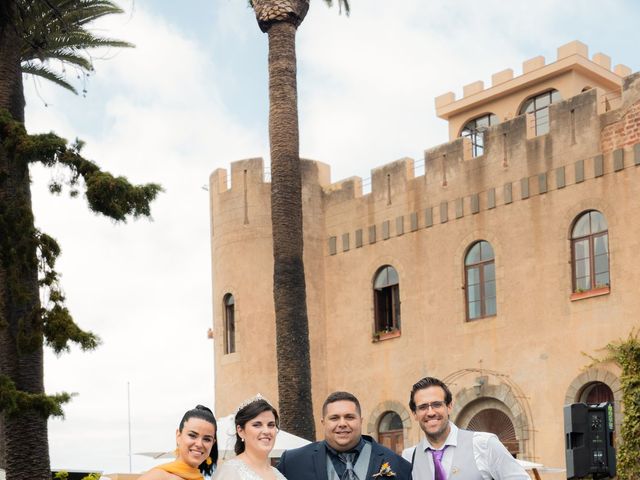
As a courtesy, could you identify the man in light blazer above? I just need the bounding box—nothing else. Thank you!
[277,391,412,480]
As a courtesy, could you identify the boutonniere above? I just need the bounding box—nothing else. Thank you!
[373,462,396,477]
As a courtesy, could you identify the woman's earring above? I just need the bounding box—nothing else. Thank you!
[206,457,213,466]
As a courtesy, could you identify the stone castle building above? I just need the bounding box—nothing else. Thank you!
[209,40,640,473]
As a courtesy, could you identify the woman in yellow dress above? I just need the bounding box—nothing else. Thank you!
[140,405,218,480]
[213,397,285,480]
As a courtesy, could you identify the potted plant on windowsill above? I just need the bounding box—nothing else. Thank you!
[373,327,401,342]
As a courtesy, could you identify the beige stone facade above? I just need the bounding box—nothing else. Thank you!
[209,41,640,474]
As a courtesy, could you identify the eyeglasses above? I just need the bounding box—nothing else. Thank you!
[416,401,447,412]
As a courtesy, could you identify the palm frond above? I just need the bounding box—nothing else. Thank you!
[324,0,350,15]
[21,62,78,94]
[17,0,133,94]
[30,49,93,69]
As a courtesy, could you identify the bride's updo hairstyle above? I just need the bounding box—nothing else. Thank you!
[179,404,218,475]
[234,398,279,455]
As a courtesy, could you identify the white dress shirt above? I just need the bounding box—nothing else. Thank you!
[402,422,530,480]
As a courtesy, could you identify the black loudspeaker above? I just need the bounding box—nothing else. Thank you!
[564,402,616,479]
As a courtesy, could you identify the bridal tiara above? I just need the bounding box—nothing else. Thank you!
[234,393,272,414]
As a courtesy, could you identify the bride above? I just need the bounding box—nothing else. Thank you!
[213,396,286,480]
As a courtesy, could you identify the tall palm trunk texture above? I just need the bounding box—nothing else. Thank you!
[0,2,52,478]
[252,0,315,440]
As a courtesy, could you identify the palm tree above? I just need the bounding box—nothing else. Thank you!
[0,2,157,479]
[249,0,349,440]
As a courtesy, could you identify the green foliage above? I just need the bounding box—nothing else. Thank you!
[42,304,100,353]
[0,109,163,221]
[17,0,134,94]
[0,375,73,419]
[36,231,101,353]
[0,186,39,319]
[81,473,101,480]
[84,171,161,221]
[592,330,640,480]
[54,471,69,480]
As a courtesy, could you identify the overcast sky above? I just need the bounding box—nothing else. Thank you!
[21,0,640,474]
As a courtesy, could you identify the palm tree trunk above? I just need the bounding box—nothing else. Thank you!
[267,19,316,441]
[0,2,52,479]
[0,1,25,121]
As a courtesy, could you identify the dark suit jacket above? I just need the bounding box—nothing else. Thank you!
[276,435,412,480]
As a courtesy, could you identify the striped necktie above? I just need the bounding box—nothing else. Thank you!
[338,452,358,480]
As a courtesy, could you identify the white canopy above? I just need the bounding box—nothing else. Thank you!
[136,413,310,461]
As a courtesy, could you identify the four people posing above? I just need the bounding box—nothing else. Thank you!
[143,378,528,480]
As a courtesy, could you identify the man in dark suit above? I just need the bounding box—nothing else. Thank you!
[277,391,412,480]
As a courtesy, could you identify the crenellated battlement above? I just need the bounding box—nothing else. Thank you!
[436,40,631,142]
[211,82,615,201]
[435,40,631,112]
[211,69,640,259]
[209,157,266,196]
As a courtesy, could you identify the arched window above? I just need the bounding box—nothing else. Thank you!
[467,409,519,456]
[465,241,496,321]
[571,211,610,292]
[223,293,236,354]
[519,89,561,136]
[373,266,400,334]
[461,113,498,157]
[579,382,614,404]
[378,411,404,455]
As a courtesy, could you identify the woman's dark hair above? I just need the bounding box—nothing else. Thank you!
[179,405,218,474]
[234,398,279,455]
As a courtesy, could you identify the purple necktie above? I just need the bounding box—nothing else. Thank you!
[430,447,448,480]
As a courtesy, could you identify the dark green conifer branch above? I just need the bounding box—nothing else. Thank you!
[0,109,163,222]
[36,231,100,354]
[0,375,72,419]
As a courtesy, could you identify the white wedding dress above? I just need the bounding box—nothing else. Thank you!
[212,459,287,480]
